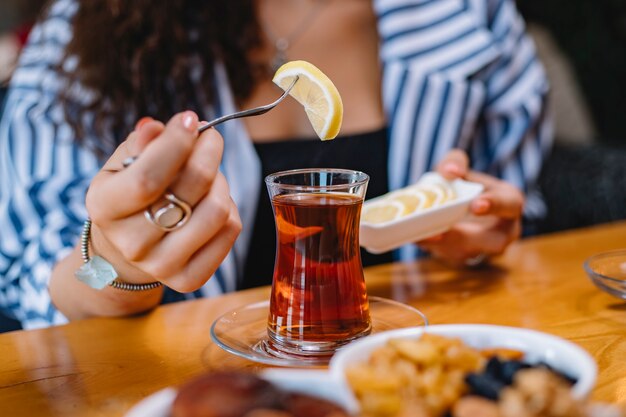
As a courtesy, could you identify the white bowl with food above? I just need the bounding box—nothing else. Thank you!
[330,324,597,408]
[359,173,484,254]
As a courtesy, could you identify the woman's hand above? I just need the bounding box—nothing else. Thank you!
[417,149,524,267]
[85,111,242,293]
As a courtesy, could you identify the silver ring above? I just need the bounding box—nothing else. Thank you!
[464,253,489,268]
[144,192,192,232]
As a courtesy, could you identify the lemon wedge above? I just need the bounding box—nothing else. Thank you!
[361,200,405,224]
[272,60,343,140]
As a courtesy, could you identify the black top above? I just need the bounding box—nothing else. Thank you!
[239,127,393,290]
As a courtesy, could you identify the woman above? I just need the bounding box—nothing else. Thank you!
[0,0,549,329]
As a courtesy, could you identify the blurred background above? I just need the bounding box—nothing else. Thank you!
[520,0,626,146]
[0,0,45,105]
[516,0,626,235]
[0,1,624,332]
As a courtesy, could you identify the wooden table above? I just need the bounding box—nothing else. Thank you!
[1,222,626,416]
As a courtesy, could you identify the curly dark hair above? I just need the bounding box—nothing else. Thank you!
[58,0,264,155]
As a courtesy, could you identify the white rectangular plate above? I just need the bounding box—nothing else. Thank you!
[360,173,484,254]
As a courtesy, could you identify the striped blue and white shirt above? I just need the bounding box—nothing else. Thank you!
[0,0,552,329]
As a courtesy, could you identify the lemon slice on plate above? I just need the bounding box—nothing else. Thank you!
[272,60,343,140]
[388,190,431,215]
[416,174,457,202]
[417,185,447,207]
[361,200,405,224]
[429,183,456,204]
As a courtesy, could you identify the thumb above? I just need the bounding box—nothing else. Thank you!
[435,149,469,180]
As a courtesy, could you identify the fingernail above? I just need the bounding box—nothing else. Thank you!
[182,111,197,131]
[472,199,491,214]
[198,121,211,132]
[135,117,153,131]
[442,162,463,176]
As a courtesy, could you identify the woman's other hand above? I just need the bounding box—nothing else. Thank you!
[85,111,242,293]
[417,149,524,267]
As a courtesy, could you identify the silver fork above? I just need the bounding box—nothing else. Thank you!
[123,76,299,167]
[197,75,299,134]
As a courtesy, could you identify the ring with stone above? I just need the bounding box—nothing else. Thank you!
[144,192,192,232]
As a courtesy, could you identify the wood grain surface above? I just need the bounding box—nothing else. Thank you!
[1,222,625,416]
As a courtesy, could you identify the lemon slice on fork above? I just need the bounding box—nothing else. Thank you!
[272,60,344,140]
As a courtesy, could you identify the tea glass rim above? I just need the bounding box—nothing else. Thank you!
[264,168,369,193]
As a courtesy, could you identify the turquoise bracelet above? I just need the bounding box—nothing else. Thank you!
[75,219,162,291]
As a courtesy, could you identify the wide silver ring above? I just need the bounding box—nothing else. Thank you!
[144,192,192,232]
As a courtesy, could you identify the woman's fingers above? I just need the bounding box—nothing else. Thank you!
[436,148,469,180]
[131,119,166,154]
[82,113,240,293]
[99,118,165,173]
[100,127,225,259]
[470,192,523,220]
[151,200,242,292]
[182,213,241,290]
[466,171,524,220]
[417,168,524,267]
[434,152,524,220]
[419,217,520,265]
[89,111,200,220]
[166,127,224,207]
[141,174,234,274]
[89,126,228,262]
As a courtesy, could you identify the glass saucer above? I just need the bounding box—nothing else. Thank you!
[210,296,428,367]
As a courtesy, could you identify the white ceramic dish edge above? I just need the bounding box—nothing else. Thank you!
[124,387,176,417]
[123,372,356,417]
